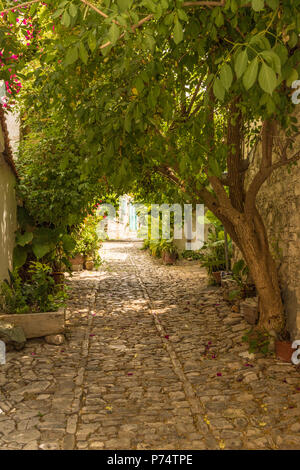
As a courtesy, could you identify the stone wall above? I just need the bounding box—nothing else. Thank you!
[0,124,17,282]
[245,121,300,340]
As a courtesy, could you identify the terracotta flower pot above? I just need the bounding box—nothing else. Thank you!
[69,254,84,271]
[212,271,222,285]
[162,251,177,265]
[85,259,94,271]
[275,341,293,362]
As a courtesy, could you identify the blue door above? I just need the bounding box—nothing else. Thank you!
[129,204,138,231]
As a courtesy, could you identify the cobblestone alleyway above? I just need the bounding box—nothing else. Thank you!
[0,241,300,450]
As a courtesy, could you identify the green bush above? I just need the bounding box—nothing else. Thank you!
[198,226,232,280]
[71,213,103,267]
[0,263,67,314]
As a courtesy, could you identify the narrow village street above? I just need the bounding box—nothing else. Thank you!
[0,241,300,450]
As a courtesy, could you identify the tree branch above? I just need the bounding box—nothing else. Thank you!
[0,0,40,14]
[245,127,300,216]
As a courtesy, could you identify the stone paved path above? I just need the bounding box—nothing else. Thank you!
[0,241,300,450]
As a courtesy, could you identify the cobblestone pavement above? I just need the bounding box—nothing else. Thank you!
[0,241,300,450]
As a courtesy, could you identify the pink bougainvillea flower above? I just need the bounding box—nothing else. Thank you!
[212,354,216,359]
[89,334,95,337]
[165,335,169,340]
[128,373,133,376]
[217,372,222,376]
[244,363,254,367]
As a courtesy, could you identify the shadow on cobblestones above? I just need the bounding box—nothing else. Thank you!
[0,241,299,450]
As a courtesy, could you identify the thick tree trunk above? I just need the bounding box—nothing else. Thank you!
[233,217,285,334]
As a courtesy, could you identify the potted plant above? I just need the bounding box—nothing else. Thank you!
[149,239,162,258]
[0,264,67,315]
[70,214,103,270]
[85,259,94,270]
[160,239,178,265]
[69,253,85,271]
[275,331,293,362]
[0,263,67,340]
[198,229,228,284]
[232,260,256,298]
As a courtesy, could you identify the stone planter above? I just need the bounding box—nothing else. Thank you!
[0,308,65,339]
[70,254,84,272]
[240,297,259,325]
[275,341,293,362]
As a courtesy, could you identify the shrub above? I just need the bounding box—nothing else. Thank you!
[0,263,67,314]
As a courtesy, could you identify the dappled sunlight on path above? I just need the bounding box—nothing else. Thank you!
[0,241,299,450]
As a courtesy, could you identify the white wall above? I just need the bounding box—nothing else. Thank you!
[0,127,17,281]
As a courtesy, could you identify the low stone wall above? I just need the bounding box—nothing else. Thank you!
[245,121,300,340]
[0,128,17,282]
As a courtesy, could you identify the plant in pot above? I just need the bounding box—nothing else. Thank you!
[275,330,293,362]
[160,239,178,265]
[198,229,228,284]
[141,239,150,251]
[71,214,102,270]
[149,239,162,258]
[242,328,272,356]
[49,235,76,285]
[232,260,256,299]
[0,262,67,314]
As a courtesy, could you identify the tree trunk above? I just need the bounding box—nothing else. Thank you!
[234,217,285,334]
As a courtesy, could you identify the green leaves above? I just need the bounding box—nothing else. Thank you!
[213,78,225,101]
[243,57,259,90]
[213,63,233,101]
[61,234,76,253]
[32,228,56,260]
[173,19,183,44]
[79,42,88,65]
[266,0,279,9]
[117,0,132,11]
[8,10,17,25]
[235,45,281,95]
[220,64,233,91]
[64,40,91,67]
[88,31,97,52]
[16,231,33,247]
[258,62,277,94]
[69,3,78,17]
[108,23,120,45]
[234,50,248,79]
[65,46,78,66]
[13,246,28,270]
[61,10,71,27]
[251,0,264,11]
